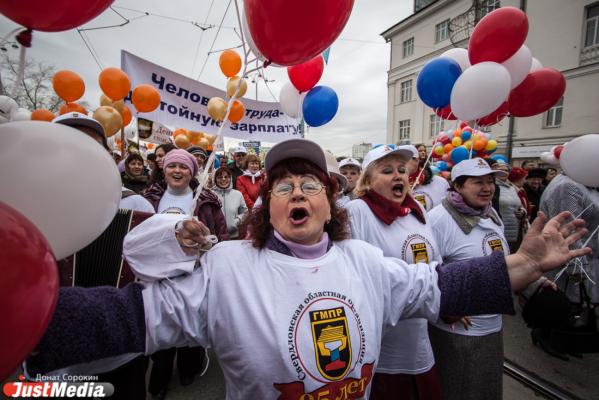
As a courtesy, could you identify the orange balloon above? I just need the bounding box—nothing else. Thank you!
[228,100,245,123]
[31,109,55,122]
[473,137,488,151]
[453,129,462,137]
[121,105,132,126]
[207,144,214,152]
[443,143,454,154]
[98,67,131,101]
[174,134,191,149]
[132,84,160,113]
[173,128,190,139]
[53,70,85,102]
[188,131,203,145]
[59,102,87,115]
[219,50,242,77]
[147,143,155,150]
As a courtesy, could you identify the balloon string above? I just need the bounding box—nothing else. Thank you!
[188,0,248,216]
[0,28,21,46]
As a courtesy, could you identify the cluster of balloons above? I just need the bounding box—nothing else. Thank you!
[279,55,339,127]
[432,122,498,171]
[417,7,566,125]
[206,50,246,124]
[172,128,217,150]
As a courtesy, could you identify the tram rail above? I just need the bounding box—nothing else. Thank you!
[503,359,583,400]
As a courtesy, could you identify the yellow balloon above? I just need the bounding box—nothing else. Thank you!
[174,134,191,149]
[207,97,226,121]
[99,94,125,113]
[93,106,122,137]
[226,76,248,98]
[451,137,462,147]
[486,139,498,151]
[463,140,472,150]
[198,138,210,149]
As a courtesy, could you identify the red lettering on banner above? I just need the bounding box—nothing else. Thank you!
[273,363,374,400]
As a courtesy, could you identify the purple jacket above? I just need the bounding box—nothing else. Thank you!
[142,179,229,242]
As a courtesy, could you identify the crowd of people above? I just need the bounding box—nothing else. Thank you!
[25,112,595,400]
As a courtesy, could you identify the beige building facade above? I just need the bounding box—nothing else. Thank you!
[382,0,599,161]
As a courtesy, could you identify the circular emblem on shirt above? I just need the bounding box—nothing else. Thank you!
[481,232,508,256]
[287,292,365,384]
[401,234,435,264]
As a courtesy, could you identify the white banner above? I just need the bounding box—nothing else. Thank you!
[121,50,301,142]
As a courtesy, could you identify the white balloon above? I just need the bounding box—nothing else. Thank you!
[530,57,543,73]
[502,45,532,89]
[0,96,18,123]
[450,62,511,121]
[279,82,306,118]
[540,151,559,165]
[0,122,121,259]
[440,48,471,73]
[11,108,31,121]
[560,134,599,187]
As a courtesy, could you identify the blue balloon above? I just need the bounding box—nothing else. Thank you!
[491,154,508,163]
[430,166,440,175]
[451,146,470,163]
[302,86,339,127]
[461,129,472,141]
[437,161,448,171]
[416,57,462,109]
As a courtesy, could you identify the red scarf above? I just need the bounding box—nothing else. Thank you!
[361,190,426,225]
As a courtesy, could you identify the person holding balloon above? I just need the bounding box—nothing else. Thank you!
[427,158,550,400]
[141,149,228,397]
[346,145,442,400]
[405,145,450,212]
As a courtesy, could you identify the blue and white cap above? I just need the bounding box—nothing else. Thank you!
[362,145,413,171]
[451,157,508,181]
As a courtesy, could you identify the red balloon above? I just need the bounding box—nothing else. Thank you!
[468,7,529,64]
[508,68,566,117]
[554,145,564,159]
[476,101,509,126]
[0,202,58,381]
[460,121,469,129]
[437,134,451,145]
[287,55,325,92]
[245,0,354,66]
[436,105,457,120]
[0,0,112,32]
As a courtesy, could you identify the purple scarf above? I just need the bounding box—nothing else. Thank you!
[446,191,493,218]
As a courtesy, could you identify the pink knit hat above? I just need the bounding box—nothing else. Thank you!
[162,149,198,176]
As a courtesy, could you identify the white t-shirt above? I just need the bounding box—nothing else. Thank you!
[157,189,193,215]
[412,176,450,211]
[119,188,155,213]
[346,198,439,374]
[428,204,509,336]
[123,214,441,399]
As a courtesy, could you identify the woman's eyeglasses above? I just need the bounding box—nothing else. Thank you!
[270,181,324,197]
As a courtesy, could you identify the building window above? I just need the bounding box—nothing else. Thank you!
[435,19,450,43]
[544,97,563,128]
[429,114,444,138]
[479,0,501,18]
[403,37,414,58]
[400,80,413,103]
[584,3,599,47]
[399,120,411,140]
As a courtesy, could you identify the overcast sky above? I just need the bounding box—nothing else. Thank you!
[0,0,413,156]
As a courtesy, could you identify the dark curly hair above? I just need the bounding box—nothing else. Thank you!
[150,143,176,183]
[240,158,349,249]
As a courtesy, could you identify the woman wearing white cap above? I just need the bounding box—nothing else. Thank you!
[427,158,551,400]
[25,140,589,399]
[346,145,441,399]
[339,158,362,201]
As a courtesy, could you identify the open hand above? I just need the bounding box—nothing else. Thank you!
[516,211,591,274]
